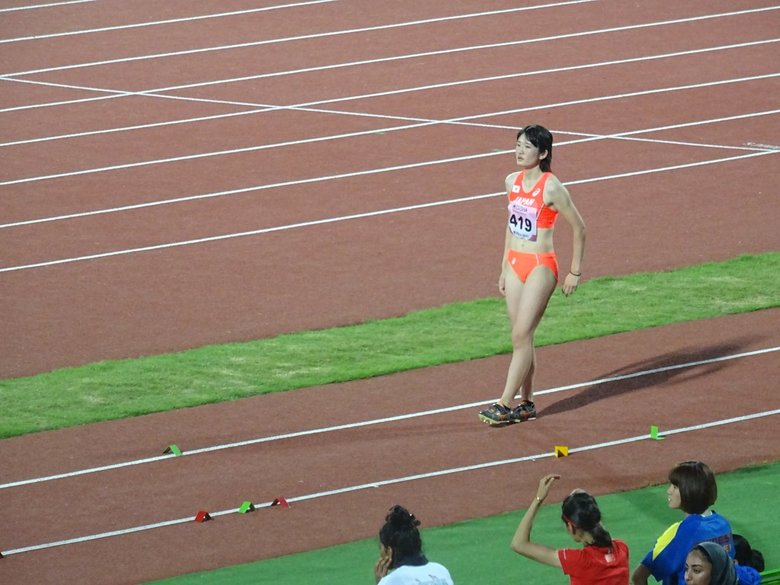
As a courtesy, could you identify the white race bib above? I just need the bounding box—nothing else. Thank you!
[508,200,538,241]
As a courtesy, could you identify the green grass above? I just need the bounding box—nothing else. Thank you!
[146,461,780,584]
[1,252,779,438]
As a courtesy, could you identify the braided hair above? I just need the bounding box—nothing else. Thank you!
[379,505,427,569]
[561,491,614,549]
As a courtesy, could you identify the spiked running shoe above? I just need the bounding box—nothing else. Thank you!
[511,400,537,422]
[478,402,515,426]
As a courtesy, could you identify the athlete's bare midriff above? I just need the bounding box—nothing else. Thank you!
[508,227,555,254]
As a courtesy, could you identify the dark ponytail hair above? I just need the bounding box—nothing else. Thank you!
[733,534,765,572]
[561,491,614,548]
[379,505,427,569]
[517,124,553,172]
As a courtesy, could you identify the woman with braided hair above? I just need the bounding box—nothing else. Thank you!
[511,474,629,584]
[374,504,454,585]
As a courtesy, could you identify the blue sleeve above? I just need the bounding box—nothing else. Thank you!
[641,521,692,583]
[735,565,762,585]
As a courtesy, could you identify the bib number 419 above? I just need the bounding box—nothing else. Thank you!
[510,214,533,233]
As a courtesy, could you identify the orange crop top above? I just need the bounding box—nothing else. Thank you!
[507,171,558,241]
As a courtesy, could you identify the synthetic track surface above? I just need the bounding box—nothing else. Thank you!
[1,1,779,583]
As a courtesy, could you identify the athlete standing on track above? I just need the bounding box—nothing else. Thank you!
[479,124,586,425]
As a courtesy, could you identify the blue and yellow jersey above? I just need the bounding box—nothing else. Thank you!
[641,512,734,585]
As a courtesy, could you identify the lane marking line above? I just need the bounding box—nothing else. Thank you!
[0,149,777,273]
[2,16,776,114]
[0,0,95,13]
[2,407,778,556]
[2,345,777,490]
[2,106,778,231]
[0,1,336,43]
[1,0,597,76]
[2,71,778,149]
[1,39,776,185]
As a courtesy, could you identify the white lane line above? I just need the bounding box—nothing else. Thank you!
[2,108,777,231]
[0,0,95,12]
[2,8,775,115]
[0,149,776,273]
[0,1,336,44]
[128,9,780,95]
[1,345,777,491]
[1,0,596,77]
[2,70,777,150]
[2,38,777,187]
[2,407,778,556]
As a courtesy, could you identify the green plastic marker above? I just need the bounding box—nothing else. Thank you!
[165,444,183,456]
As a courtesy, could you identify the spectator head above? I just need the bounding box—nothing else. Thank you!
[733,534,765,572]
[685,542,737,585]
[669,461,717,514]
[379,505,423,569]
[561,490,614,548]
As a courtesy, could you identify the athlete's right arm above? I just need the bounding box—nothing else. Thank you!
[498,173,518,295]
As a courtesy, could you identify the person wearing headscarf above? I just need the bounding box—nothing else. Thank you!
[685,542,738,585]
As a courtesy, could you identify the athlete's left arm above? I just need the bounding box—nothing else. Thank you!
[510,474,563,568]
[547,178,586,296]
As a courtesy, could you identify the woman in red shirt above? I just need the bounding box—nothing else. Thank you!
[511,474,630,584]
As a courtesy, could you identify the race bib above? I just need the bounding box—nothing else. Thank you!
[508,199,538,241]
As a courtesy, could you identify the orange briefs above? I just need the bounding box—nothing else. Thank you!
[507,249,559,283]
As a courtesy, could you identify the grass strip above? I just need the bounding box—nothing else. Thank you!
[145,461,780,585]
[2,252,779,438]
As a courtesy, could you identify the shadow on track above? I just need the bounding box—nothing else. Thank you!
[539,335,764,418]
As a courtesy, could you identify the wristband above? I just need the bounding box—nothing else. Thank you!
[569,271,581,277]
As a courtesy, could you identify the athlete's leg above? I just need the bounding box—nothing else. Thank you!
[517,347,536,402]
[498,264,556,407]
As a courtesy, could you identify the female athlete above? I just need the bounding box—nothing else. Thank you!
[479,124,586,425]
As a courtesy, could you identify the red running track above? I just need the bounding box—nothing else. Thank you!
[1,1,779,582]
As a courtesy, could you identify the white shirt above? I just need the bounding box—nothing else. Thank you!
[378,562,454,585]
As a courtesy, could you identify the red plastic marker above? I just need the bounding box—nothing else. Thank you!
[194,510,212,523]
[271,497,291,508]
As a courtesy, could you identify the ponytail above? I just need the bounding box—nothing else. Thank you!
[561,492,614,548]
[589,524,614,549]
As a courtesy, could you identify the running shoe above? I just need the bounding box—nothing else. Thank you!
[511,400,537,422]
[478,402,514,426]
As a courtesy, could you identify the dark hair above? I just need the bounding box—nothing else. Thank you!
[669,461,717,514]
[379,505,425,569]
[733,534,765,572]
[516,124,553,172]
[561,491,613,548]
